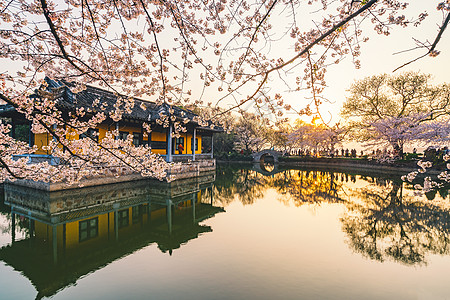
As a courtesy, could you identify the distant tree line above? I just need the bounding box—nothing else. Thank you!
[211,72,450,165]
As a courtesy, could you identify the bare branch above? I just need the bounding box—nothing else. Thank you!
[393,11,450,72]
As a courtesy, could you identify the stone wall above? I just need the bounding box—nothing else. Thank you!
[6,159,217,191]
[4,173,215,224]
[166,159,216,181]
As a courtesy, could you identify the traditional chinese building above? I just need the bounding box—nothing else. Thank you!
[0,77,222,163]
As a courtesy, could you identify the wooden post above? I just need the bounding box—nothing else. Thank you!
[10,119,15,139]
[148,123,152,147]
[193,128,196,161]
[167,123,173,162]
[166,199,172,234]
[52,124,57,141]
[29,219,34,238]
[28,218,34,247]
[211,134,214,158]
[11,211,15,244]
[28,124,34,147]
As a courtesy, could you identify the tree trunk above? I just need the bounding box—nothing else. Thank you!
[392,141,404,159]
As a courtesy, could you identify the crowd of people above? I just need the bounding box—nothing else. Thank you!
[282,146,450,162]
[286,148,361,158]
[284,147,425,159]
[285,148,364,157]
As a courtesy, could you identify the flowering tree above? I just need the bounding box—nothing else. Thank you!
[288,120,344,154]
[0,0,449,182]
[265,123,291,152]
[341,72,450,157]
[234,112,268,152]
[361,113,450,161]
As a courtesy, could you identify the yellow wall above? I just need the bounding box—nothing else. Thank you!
[170,133,203,155]
[116,125,146,140]
[33,122,206,156]
[150,131,167,155]
[65,221,78,247]
[33,222,63,246]
[64,213,109,249]
[97,124,109,141]
[65,127,78,141]
[186,133,202,155]
[34,133,50,154]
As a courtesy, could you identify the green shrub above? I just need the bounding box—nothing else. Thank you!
[404,153,421,160]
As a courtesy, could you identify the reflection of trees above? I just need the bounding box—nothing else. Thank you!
[214,165,267,206]
[266,170,345,206]
[342,180,450,265]
[214,165,450,265]
[0,192,30,237]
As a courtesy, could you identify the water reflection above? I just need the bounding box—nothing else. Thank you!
[1,165,450,299]
[213,166,267,205]
[0,175,223,299]
[214,164,346,207]
[267,170,344,206]
[214,165,450,265]
[342,179,450,265]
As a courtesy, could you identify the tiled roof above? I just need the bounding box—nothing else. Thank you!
[46,77,159,121]
[0,77,223,132]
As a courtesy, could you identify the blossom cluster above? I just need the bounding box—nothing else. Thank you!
[403,157,450,196]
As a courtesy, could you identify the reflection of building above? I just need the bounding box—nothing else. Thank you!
[0,176,223,299]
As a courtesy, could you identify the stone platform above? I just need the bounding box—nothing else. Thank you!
[6,159,216,191]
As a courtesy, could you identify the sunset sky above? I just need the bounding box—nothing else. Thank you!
[281,2,450,124]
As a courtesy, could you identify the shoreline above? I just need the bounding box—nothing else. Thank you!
[217,157,444,175]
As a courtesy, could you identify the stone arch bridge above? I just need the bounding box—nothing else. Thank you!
[252,149,283,163]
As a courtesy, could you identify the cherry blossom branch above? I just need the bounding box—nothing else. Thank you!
[138,0,167,101]
[393,11,450,72]
[0,91,153,175]
[83,0,111,72]
[214,0,379,118]
[164,0,223,83]
[234,0,279,73]
[0,156,25,179]
[40,0,86,75]
[39,0,125,94]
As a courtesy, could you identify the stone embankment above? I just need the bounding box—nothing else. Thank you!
[279,157,421,174]
[5,159,216,191]
[218,157,443,175]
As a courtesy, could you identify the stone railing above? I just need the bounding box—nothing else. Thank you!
[163,153,213,162]
[12,154,60,165]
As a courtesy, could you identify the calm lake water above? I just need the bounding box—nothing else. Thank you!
[0,164,450,300]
